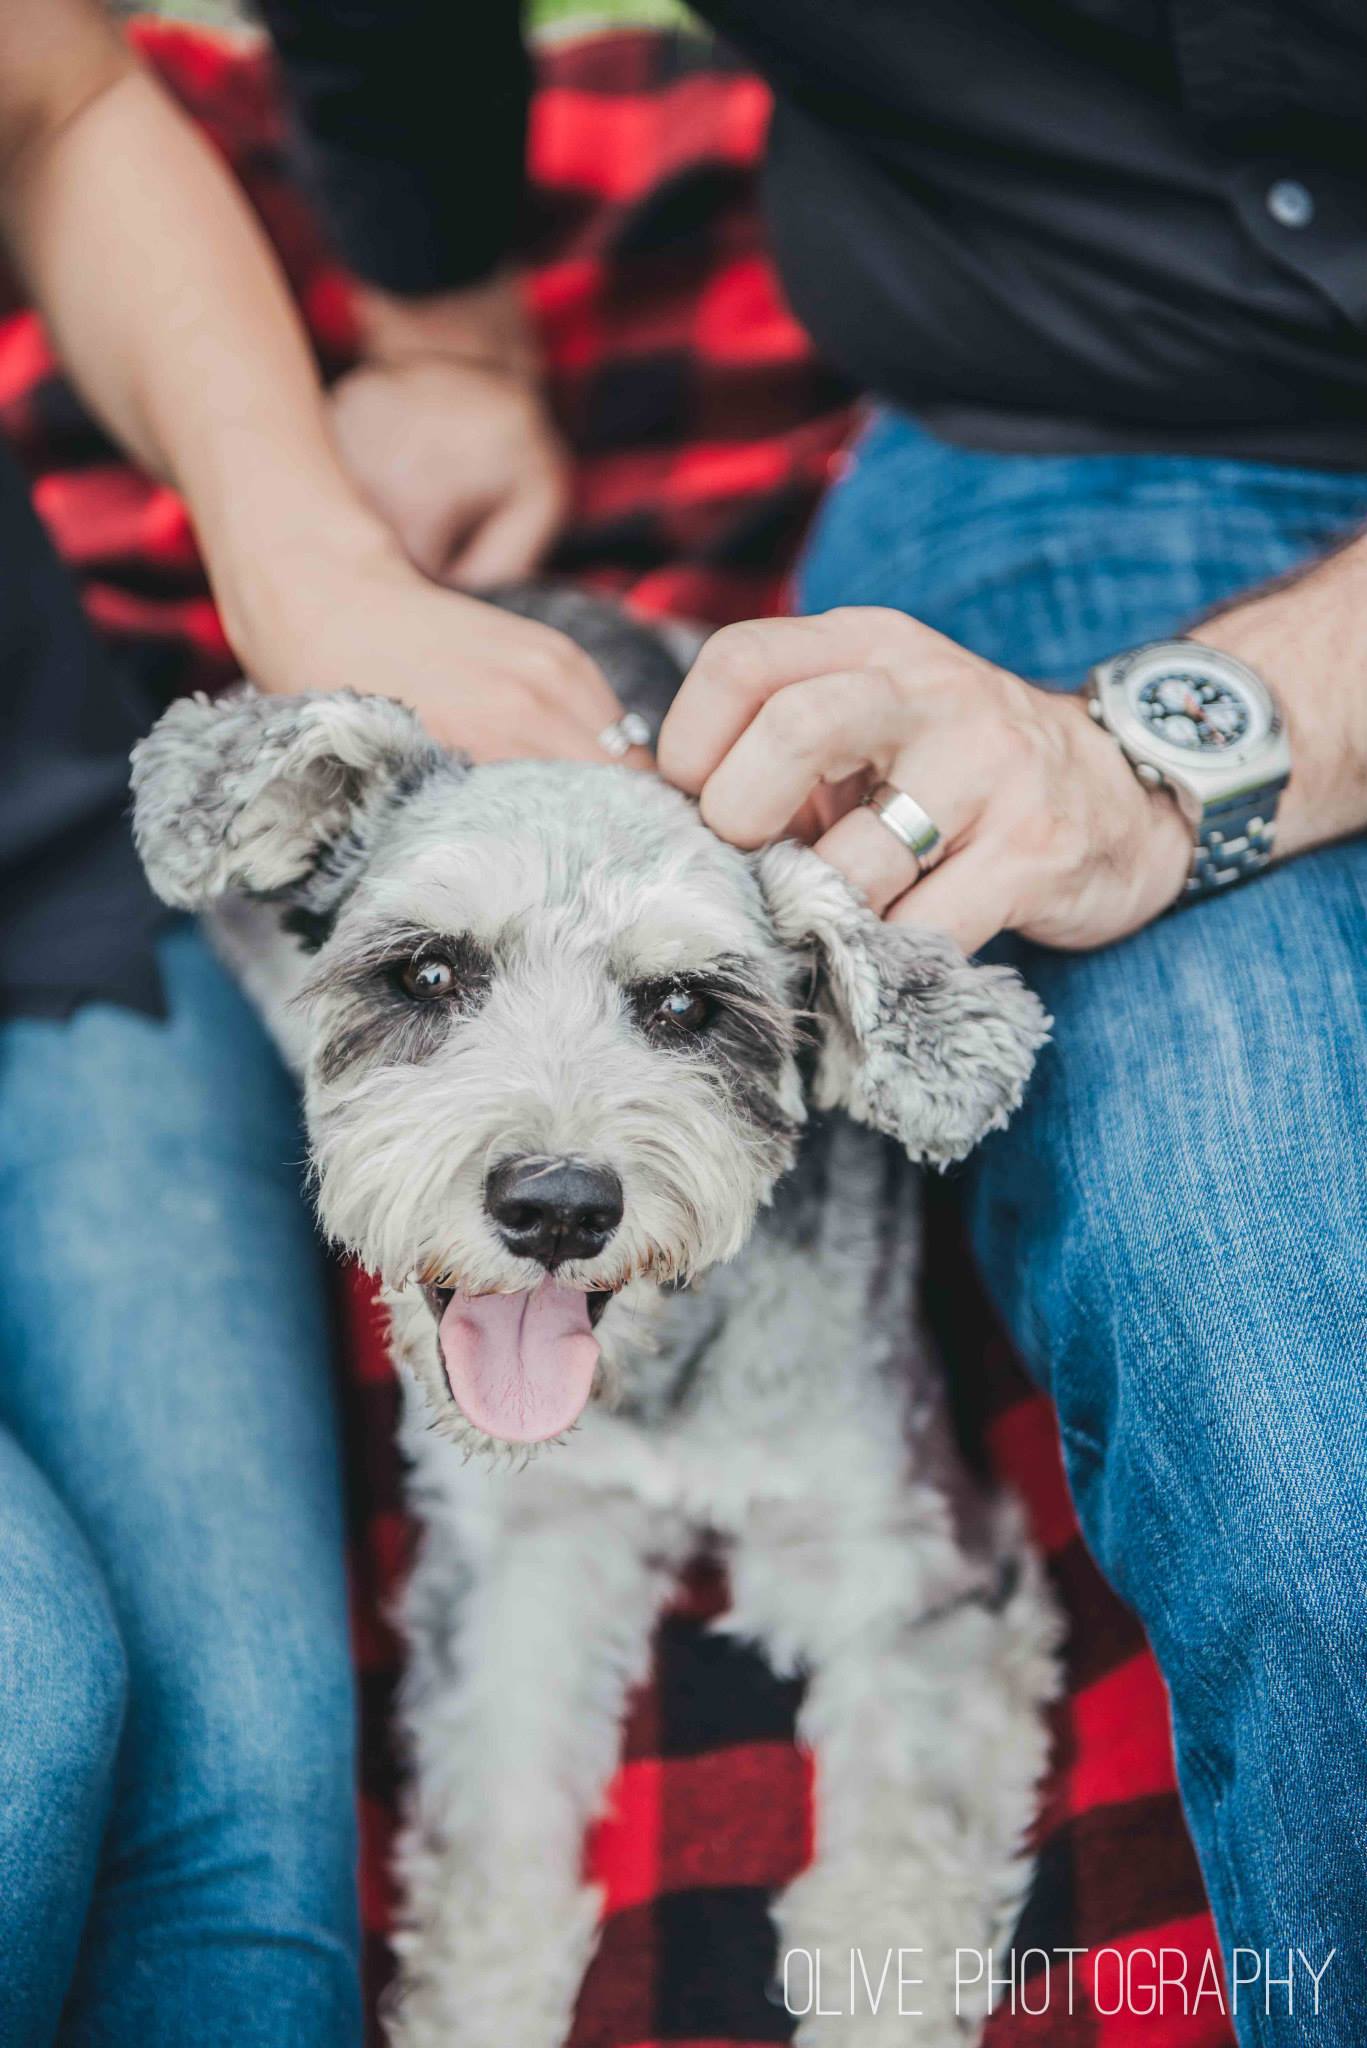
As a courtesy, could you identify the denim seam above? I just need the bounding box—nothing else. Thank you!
[1055,1414,1105,1467]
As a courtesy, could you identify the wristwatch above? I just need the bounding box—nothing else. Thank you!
[1085,639,1291,900]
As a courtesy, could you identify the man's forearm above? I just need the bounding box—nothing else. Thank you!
[1192,533,1367,861]
[0,6,389,666]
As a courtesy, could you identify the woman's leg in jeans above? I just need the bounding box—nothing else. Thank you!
[0,1435,129,2047]
[799,417,1367,2043]
[0,921,361,2048]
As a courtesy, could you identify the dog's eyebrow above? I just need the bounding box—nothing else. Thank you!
[621,954,770,1004]
[610,912,759,977]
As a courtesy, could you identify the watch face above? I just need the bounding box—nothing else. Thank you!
[1119,646,1271,761]
[1132,669,1250,752]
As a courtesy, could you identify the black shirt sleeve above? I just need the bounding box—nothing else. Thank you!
[256,1,531,296]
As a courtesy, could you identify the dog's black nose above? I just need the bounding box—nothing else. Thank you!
[485,1157,624,1267]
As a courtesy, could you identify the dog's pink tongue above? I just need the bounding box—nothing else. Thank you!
[438,1282,600,1443]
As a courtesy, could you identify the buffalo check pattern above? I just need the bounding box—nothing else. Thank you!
[0,21,1233,2045]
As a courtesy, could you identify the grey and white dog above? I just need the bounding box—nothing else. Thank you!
[131,591,1059,2048]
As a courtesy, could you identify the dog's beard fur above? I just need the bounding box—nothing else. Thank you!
[307,972,800,1300]
[295,831,808,1449]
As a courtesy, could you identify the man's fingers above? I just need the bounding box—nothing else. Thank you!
[811,733,987,912]
[694,667,912,848]
[659,610,920,794]
[814,797,971,917]
[787,771,866,847]
[813,804,921,912]
[884,843,1012,958]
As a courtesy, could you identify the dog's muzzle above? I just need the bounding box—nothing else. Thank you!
[412,1157,625,1448]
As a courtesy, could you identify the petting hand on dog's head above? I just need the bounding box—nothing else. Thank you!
[242,541,650,768]
[657,608,1193,956]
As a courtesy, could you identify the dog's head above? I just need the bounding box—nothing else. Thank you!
[133,687,1046,1450]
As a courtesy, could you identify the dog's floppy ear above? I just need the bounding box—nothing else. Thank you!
[131,686,447,913]
[756,841,1050,1166]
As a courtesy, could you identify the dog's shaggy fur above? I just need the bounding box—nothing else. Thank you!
[132,593,1060,2046]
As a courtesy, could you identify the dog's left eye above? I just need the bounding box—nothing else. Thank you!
[399,954,457,1001]
[639,985,714,1038]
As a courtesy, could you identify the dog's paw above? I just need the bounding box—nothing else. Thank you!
[387,1878,601,2048]
[774,1863,984,2048]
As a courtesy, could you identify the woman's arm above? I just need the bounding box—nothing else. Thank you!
[657,536,1367,955]
[256,0,567,586]
[0,0,630,762]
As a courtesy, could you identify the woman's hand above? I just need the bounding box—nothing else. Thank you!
[330,274,571,589]
[0,4,632,772]
[232,528,640,766]
[658,607,1192,954]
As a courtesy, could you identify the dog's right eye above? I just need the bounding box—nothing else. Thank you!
[399,955,457,1002]
[631,979,716,1041]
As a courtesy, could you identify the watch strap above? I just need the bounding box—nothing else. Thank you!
[1185,784,1282,898]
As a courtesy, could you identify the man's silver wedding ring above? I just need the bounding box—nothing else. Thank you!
[861,780,945,877]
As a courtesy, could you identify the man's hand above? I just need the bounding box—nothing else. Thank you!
[657,607,1193,955]
[331,273,571,589]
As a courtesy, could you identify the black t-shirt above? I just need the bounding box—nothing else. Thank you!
[9,0,1364,1017]
[263,0,1366,466]
[0,441,164,1019]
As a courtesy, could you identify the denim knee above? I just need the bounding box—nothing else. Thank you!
[971,1020,1367,1677]
[114,1617,359,1920]
[1000,1096,1367,1691]
[215,1661,358,1883]
[1069,1330,1363,1639]
[0,1486,128,1826]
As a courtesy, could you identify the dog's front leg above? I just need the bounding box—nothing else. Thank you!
[388,1490,687,2048]
[730,1504,1058,2048]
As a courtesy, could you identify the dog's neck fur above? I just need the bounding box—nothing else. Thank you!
[385,1107,967,1553]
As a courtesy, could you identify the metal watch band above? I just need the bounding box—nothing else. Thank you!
[1185,787,1279,898]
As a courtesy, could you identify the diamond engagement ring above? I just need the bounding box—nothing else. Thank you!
[597,711,653,758]
[861,781,945,876]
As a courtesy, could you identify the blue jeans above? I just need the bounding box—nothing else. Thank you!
[0,924,361,2046]
[799,413,1367,2046]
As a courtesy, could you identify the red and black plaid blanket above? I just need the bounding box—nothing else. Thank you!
[0,23,1235,2045]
